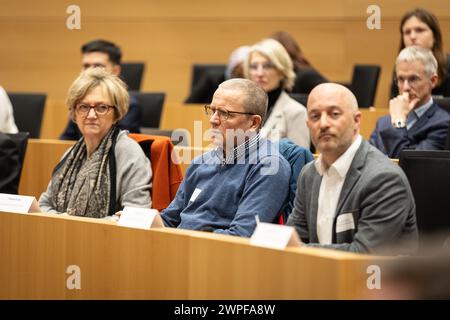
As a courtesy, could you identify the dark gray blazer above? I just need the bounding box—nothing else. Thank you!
[286,139,418,254]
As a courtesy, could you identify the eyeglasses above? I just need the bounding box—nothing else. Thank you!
[204,105,255,121]
[76,103,114,116]
[249,62,276,72]
[395,75,423,87]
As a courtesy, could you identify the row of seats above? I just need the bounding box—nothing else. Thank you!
[7,91,166,139]
[123,62,382,108]
[7,62,380,139]
[187,63,381,108]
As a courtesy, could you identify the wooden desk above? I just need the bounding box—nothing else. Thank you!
[19,139,75,198]
[0,211,379,299]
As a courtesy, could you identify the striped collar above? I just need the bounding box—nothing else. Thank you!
[214,132,261,165]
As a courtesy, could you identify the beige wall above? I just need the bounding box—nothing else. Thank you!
[1,0,449,136]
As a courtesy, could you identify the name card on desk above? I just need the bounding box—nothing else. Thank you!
[118,206,164,230]
[0,193,40,214]
[250,222,301,250]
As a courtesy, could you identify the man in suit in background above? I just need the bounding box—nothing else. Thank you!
[370,46,450,158]
[60,39,142,140]
[286,83,418,254]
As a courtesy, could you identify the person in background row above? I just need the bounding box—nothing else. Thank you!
[390,8,450,98]
[40,68,151,218]
[370,46,450,158]
[60,39,142,140]
[287,83,418,254]
[185,45,250,104]
[244,38,310,148]
[0,86,18,133]
[270,31,328,94]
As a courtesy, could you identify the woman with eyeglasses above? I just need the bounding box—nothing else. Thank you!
[244,38,310,148]
[391,8,450,98]
[39,68,151,218]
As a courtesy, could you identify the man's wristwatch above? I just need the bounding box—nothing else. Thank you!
[392,119,406,128]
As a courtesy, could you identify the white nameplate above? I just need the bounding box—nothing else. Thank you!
[0,193,40,214]
[118,206,164,230]
[336,213,356,233]
[250,222,301,250]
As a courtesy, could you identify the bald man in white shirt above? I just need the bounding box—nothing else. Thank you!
[286,83,418,254]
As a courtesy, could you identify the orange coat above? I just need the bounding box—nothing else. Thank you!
[128,133,183,211]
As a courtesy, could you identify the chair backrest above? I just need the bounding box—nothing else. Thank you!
[445,122,450,151]
[121,62,145,91]
[349,64,381,108]
[185,63,226,103]
[8,92,46,138]
[190,64,227,92]
[399,150,450,243]
[128,133,183,211]
[130,91,165,128]
[277,138,314,224]
[288,93,309,106]
[435,97,450,113]
[0,132,29,194]
[291,67,328,94]
[435,98,450,150]
[140,127,191,146]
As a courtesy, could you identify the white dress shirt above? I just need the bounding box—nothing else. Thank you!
[314,135,362,244]
[0,86,18,133]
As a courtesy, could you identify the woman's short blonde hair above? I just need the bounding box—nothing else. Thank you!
[244,38,296,91]
[66,67,129,122]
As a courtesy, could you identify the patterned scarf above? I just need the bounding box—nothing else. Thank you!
[50,126,119,218]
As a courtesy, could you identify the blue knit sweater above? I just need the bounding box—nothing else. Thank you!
[161,137,291,237]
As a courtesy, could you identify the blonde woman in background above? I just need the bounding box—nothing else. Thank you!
[244,38,310,148]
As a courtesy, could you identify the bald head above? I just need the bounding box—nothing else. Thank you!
[306,82,362,167]
[308,83,358,113]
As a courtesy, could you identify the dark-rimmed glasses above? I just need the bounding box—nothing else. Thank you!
[204,105,255,121]
[76,103,114,116]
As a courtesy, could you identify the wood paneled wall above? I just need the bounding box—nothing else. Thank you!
[1,0,449,136]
